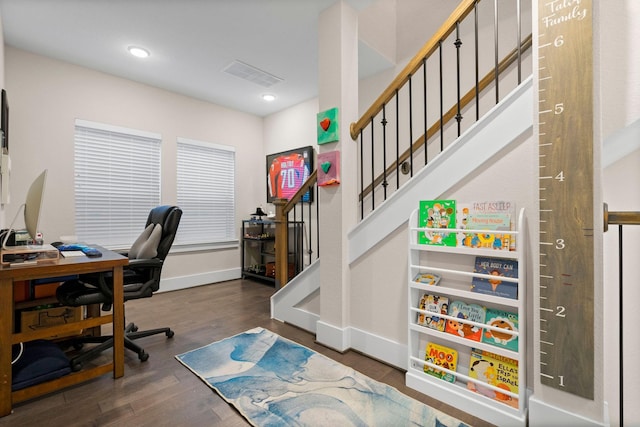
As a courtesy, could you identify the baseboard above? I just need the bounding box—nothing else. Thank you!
[316,321,351,352]
[349,326,406,369]
[315,321,406,369]
[158,268,241,292]
[529,395,609,427]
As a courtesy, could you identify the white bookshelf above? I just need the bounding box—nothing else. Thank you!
[406,208,527,426]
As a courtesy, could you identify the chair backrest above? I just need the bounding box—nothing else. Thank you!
[145,205,182,261]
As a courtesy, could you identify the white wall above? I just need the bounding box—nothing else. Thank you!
[0,14,3,86]
[603,147,640,426]
[600,2,640,425]
[263,98,318,157]
[599,0,640,138]
[4,46,264,288]
[262,97,319,214]
[0,13,5,227]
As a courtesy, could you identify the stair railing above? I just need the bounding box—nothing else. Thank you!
[272,170,319,288]
[350,0,530,219]
[603,204,640,426]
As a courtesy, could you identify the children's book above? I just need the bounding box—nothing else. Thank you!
[445,300,486,341]
[416,293,449,332]
[413,272,441,286]
[424,342,458,383]
[471,256,519,299]
[457,201,515,251]
[467,348,519,408]
[482,308,519,352]
[418,200,456,246]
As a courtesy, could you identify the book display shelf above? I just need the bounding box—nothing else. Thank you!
[406,207,527,426]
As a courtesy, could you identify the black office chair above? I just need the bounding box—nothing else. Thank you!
[56,205,182,370]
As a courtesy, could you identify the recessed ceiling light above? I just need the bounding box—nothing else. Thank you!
[128,46,150,58]
[262,94,276,102]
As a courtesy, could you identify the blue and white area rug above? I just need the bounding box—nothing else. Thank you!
[175,327,468,427]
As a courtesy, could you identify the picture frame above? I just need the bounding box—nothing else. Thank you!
[266,146,314,203]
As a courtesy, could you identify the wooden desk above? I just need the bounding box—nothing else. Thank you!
[0,247,128,417]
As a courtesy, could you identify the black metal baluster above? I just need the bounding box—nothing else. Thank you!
[475,3,480,120]
[619,224,624,426]
[494,0,499,104]
[370,117,375,212]
[423,57,428,165]
[408,74,413,176]
[395,89,400,190]
[439,41,444,152]
[307,190,313,265]
[455,22,463,137]
[292,205,298,274]
[294,206,304,274]
[297,201,303,271]
[359,131,364,220]
[316,188,320,258]
[517,0,522,84]
[381,105,388,199]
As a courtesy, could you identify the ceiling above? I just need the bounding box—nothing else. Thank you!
[0,0,389,117]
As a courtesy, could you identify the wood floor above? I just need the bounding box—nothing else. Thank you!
[2,279,493,426]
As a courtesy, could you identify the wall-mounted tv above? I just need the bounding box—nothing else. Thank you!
[266,146,314,203]
[1,89,8,153]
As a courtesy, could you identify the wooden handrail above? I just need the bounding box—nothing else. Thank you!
[283,169,318,213]
[350,0,478,140]
[604,203,640,231]
[357,33,532,202]
[273,170,318,288]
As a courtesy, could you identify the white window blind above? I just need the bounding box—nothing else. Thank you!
[74,119,161,247]
[176,137,236,245]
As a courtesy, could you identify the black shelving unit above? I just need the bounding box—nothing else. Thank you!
[241,219,303,285]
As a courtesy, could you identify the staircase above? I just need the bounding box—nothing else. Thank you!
[273,78,533,338]
[272,0,533,354]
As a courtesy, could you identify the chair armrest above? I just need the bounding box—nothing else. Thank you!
[126,258,163,270]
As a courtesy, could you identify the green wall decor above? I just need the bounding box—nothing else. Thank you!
[317,150,340,186]
[317,107,339,145]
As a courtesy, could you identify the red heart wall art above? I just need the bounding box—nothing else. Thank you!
[320,118,331,131]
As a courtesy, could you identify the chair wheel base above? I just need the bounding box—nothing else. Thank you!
[139,351,149,362]
[166,330,175,338]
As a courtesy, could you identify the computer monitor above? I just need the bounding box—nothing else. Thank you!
[2,169,47,249]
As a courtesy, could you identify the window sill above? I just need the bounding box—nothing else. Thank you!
[170,240,240,253]
[103,240,239,255]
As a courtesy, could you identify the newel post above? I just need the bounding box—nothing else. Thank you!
[272,198,289,289]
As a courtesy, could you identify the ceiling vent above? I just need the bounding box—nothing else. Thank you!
[223,60,283,88]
